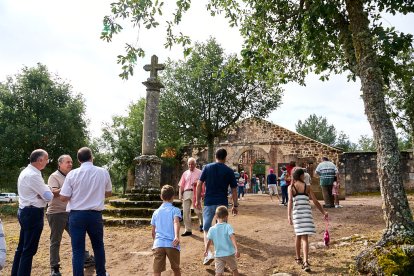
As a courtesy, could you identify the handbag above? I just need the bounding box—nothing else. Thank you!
[323,219,330,246]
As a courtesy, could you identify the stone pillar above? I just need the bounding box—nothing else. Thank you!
[141,80,163,155]
[133,55,165,192]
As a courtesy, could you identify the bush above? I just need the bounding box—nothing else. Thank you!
[0,203,18,217]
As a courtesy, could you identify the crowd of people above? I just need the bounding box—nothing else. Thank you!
[0,147,341,275]
[1,147,111,276]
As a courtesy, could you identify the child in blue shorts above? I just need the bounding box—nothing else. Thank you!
[204,206,240,276]
[151,185,182,276]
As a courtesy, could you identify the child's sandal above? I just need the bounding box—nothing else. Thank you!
[302,261,311,272]
[295,257,302,265]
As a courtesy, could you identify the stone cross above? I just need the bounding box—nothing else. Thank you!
[141,55,164,156]
[143,55,165,80]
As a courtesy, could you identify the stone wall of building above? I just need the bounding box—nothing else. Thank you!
[339,151,414,195]
[189,118,342,169]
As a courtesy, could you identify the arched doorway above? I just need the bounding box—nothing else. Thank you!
[238,149,270,192]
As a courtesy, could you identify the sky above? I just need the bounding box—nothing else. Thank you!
[0,1,413,143]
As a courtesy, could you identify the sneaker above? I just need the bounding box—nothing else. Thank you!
[203,251,214,265]
[279,202,284,205]
[335,205,343,208]
[51,265,62,276]
[181,231,192,236]
[84,251,95,268]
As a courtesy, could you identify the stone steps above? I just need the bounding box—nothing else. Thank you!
[103,215,199,227]
[103,207,156,218]
[125,193,162,201]
[103,217,152,227]
[109,199,182,209]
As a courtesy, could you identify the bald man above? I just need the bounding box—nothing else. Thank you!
[178,158,202,236]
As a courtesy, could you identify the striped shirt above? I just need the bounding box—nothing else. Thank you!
[315,161,338,186]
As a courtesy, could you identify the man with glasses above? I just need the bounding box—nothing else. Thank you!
[11,149,57,276]
[47,155,95,276]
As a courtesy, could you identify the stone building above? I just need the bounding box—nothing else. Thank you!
[182,117,343,198]
[188,117,341,171]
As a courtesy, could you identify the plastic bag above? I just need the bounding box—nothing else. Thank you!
[323,219,330,246]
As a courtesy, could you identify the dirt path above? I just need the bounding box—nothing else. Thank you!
[1,194,405,275]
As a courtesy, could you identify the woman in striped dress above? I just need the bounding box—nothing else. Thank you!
[287,168,328,272]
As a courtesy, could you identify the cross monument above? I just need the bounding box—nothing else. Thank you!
[133,55,165,191]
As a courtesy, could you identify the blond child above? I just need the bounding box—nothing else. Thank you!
[204,206,240,276]
[151,185,182,276]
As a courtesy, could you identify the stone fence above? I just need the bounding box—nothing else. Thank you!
[339,150,414,195]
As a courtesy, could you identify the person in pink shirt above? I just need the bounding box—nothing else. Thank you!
[178,158,202,236]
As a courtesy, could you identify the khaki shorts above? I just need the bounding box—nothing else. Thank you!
[215,254,238,274]
[268,184,278,195]
[153,247,180,273]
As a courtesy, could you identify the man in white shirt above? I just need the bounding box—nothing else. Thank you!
[47,155,95,276]
[60,147,112,276]
[11,149,55,276]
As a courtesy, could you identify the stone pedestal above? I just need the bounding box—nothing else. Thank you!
[133,155,162,190]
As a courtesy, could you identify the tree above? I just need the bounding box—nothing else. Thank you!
[335,131,358,152]
[295,114,336,145]
[101,1,414,273]
[357,135,377,152]
[0,63,88,191]
[159,38,282,161]
[385,48,414,148]
[100,98,145,191]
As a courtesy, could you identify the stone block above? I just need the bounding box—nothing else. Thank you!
[134,155,162,189]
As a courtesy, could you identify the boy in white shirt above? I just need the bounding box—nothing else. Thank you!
[204,206,240,276]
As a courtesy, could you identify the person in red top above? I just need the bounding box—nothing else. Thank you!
[285,161,296,186]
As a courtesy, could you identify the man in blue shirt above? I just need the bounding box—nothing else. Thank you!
[196,148,238,265]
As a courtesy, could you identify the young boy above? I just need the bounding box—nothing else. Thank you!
[204,206,240,276]
[151,185,182,276]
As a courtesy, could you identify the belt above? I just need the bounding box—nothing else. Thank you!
[70,210,102,212]
[184,189,193,192]
[22,205,44,209]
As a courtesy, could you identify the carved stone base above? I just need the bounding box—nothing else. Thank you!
[134,155,162,190]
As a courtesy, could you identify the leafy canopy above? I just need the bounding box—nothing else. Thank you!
[101,0,414,144]
[295,114,337,146]
[159,38,282,160]
[100,98,146,190]
[0,63,88,191]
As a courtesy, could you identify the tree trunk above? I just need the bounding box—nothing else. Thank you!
[345,0,414,274]
[207,137,214,163]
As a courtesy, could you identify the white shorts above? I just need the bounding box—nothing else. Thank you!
[268,184,277,195]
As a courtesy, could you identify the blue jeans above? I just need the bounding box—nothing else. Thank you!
[237,186,245,198]
[281,186,288,204]
[69,211,106,276]
[11,207,44,276]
